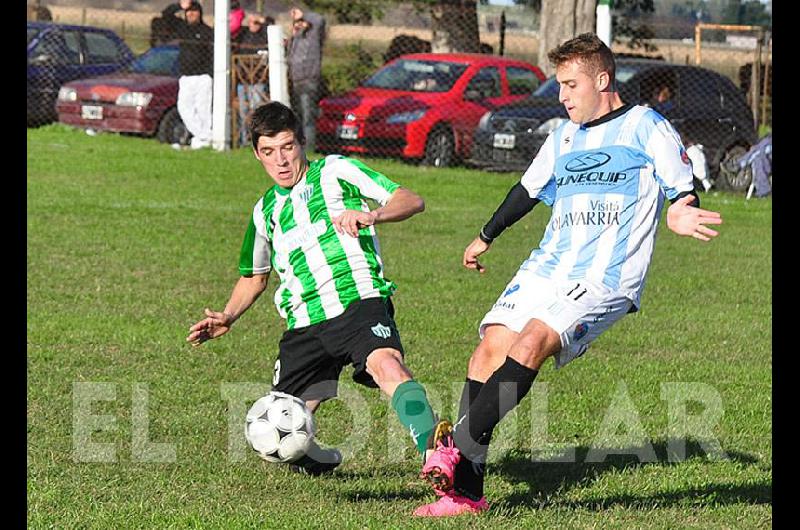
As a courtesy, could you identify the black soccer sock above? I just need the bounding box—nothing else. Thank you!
[452,358,538,463]
[453,378,494,501]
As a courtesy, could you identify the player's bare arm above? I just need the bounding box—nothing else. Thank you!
[187,273,269,346]
[331,188,424,237]
[666,194,723,241]
[463,237,490,273]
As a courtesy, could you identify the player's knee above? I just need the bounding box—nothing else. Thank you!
[365,348,405,380]
[513,324,560,369]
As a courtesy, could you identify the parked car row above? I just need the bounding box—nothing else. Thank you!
[56,44,190,146]
[316,53,546,167]
[467,58,758,191]
[27,21,134,126]
[29,22,760,191]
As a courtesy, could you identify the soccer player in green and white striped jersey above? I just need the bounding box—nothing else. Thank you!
[187,101,451,476]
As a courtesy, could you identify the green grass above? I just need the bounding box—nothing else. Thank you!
[28,124,771,528]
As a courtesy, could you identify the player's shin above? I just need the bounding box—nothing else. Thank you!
[391,380,437,454]
[452,358,537,462]
[453,378,495,500]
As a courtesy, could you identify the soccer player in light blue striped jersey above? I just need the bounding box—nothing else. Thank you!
[415,33,723,517]
[187,102,449,476]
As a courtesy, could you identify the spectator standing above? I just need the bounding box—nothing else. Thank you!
[150,0,188,47]
[230,0,245,41]
[287,5,326,153]
[174,1,214,150]
[233,14,273,147]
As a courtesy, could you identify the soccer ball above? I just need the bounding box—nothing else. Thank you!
[245,391,316,463]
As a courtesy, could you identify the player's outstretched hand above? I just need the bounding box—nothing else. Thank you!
[187,308,233,346]
[463,237,490,273]
[666,194,723,241]
[331,209,377,238]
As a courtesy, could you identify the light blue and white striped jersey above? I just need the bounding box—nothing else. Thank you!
[519,104,694,310]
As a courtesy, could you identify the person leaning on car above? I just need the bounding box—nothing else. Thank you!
[169,0,214,149]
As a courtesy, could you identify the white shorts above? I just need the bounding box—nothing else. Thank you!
[479,270,633,368]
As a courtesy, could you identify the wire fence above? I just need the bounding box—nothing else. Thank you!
[27,1,771,190]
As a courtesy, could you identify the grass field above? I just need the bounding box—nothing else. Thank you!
[27,125,771,528]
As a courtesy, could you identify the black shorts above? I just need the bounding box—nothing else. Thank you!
[271,297,404,402]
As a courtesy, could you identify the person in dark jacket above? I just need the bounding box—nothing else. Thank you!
[287,5,326,152]
[172,1,214,149]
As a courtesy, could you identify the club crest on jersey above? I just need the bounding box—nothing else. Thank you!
[371,323,392,339]
[504,284,520,297]
[297,184,315,204]
[573,323,589,341]
[680,147,690,165]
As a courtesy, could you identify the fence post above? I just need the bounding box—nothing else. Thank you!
[751,39,761,131]
[212,0,231,151]
[694,24,701,65]
[267,25,290,106]
[760,37,771,131]
[81,8,87,25]
[499,11,506,56]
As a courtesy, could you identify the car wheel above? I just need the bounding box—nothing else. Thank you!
[423,126,455,168]
[157,108,191,146]
[717,144,752,192]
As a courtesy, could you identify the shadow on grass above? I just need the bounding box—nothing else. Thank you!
[327,463,431,503]
[491,438,771,510]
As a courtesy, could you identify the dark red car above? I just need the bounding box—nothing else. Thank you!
[56,44,190,146]
[316,53,546,167]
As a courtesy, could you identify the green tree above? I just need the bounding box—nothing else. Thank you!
[306,0,481,53]
[723,0,771,28]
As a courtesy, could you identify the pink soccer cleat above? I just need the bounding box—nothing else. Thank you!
[413,491,489,517]
[420,437,461,495]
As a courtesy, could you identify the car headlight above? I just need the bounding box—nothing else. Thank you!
[478,111,492,130]
[535,117,567,135]
[115,92,153,107]
[57,87,77,102]
[386,109,426,124]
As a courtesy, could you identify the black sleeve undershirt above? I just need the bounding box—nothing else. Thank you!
[479,182,540,243]
[479,186,698,244]
[672,190,700,207]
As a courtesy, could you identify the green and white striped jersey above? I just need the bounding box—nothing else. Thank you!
[239,155,400,329]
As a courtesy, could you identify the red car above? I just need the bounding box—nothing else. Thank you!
[316,53,546,167]
[56,44,190,146]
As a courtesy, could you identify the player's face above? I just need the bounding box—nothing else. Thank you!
[253,130,307,188]
[556,59,605,124]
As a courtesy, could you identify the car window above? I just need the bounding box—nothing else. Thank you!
[62,30,83,63]
[465,67,501,98]
[84,31,124,64]
[680,69,722,111]
[31,31,80,65]
[363,59,467,92]
[130,47,179,76]
[507,66,540,96]
[635,68,678,108]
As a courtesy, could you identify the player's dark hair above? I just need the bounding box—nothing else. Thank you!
[548,33,616,88]
[248,101,305,149]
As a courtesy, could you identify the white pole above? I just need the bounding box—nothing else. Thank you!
[267,24,290,106]
[596,0,613,48]
[212,0,231,151]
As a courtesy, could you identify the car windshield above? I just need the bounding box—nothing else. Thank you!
[362,59,468,92]
[129,47,178,76]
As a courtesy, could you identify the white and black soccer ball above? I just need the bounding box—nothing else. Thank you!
[245,391,316,463]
